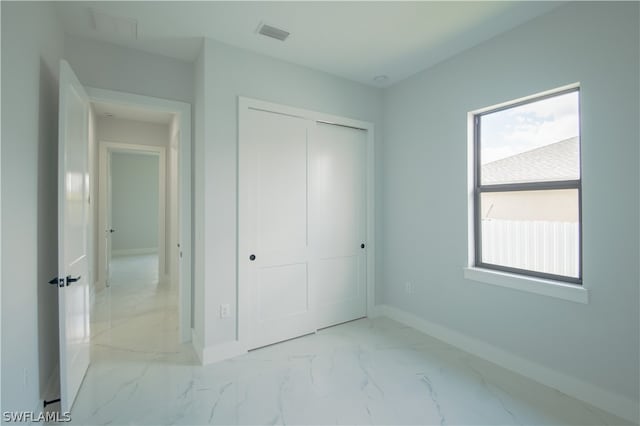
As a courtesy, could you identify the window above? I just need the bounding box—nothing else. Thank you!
[473,88,581,284]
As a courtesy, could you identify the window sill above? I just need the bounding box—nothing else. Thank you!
[463,267,588,304]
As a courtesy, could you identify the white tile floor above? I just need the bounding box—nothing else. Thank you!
[68,255,630,425]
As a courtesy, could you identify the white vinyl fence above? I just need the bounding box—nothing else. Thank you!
[481,219,579,278]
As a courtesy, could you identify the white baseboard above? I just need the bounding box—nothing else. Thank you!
[379,304,639,424]
[191,328,204,364]
[112,248,158,257]
[368,304,385,318]
[191,329,247,365]
[157,274,171,286]
[201,341,247,365]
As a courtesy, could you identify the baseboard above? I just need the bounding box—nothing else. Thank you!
[201,340,247,365]
[191,329,247,365]
[379,304,639,424]
[157,274,171,286]
[111,248,158,257]
[368,304,385,318]
[191,328,204,364]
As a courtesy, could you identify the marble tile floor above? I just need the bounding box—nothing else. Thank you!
[66,256,630,426]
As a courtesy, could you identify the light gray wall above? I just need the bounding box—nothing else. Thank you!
[1,1,64,412]
[110,153,160,253]
[96,117,170,148]
[64,35,194,104]
[382,1,639,404]
[195,39,384,348]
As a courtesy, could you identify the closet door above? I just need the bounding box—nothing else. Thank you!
[309,122,367,329]
[244,109,315,350]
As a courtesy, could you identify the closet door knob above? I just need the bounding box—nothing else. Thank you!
[360,243,365,249]
[249,254,256,261]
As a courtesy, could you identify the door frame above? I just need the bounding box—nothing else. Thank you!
[237,97,376,350]
[87,87,192,343]
[98,142,166,283]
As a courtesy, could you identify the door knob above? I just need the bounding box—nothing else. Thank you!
[66,275,81,286]
[109,229,115,233]
[249,254,256,261]
[360,243,365,249]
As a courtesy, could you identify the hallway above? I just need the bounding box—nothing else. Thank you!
[90,255,186,359]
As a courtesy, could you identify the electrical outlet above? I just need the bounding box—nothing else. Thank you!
[404,282,414,294]
[219,304,230,318]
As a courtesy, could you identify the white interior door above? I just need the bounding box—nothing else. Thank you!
[310,123,367,329]
[245,109,315,350]
[57,60,91,413]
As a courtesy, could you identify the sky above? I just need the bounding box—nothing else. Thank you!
[480,91,580,165]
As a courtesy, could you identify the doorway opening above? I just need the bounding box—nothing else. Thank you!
[100,144,166,289]
[93,108,178,353]
[87,89,192,345]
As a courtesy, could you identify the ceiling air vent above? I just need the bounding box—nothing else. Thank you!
[257,23,290,42]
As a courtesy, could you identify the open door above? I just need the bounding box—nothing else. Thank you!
[57,60,91,413]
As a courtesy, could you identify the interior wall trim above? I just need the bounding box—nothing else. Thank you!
[379,304,639,424]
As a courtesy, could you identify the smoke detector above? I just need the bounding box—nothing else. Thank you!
[256,22,290,42]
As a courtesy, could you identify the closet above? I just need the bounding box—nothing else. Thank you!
[239,99,370,350]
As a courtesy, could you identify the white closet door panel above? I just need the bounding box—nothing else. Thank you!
[310,123,367,329]
[311,256,366,326]
[246,109,314,349]
[256,136,307,253]
[310,123,366,256]
[257,264,308,320]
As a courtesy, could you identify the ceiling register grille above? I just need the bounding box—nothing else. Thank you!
[257,23,290,41]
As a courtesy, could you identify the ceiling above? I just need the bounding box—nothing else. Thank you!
[92,101,174,124]
[55,1,562,87]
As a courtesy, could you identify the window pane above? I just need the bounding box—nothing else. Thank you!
[480,91,580,185]
[480,189,579,278]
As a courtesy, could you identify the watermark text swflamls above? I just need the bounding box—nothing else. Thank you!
[2,411,71,423]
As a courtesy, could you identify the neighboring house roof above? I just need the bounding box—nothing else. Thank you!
[482,137,579,184]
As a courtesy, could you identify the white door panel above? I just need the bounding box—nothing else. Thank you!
[314,257,362,304]
[241,104,368,350]
[58,60,91,413]
[310,123,367,329]
[246,109,314,349]
[256,264,309,321]
[310,123,366,257]
[311,256,366,328]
